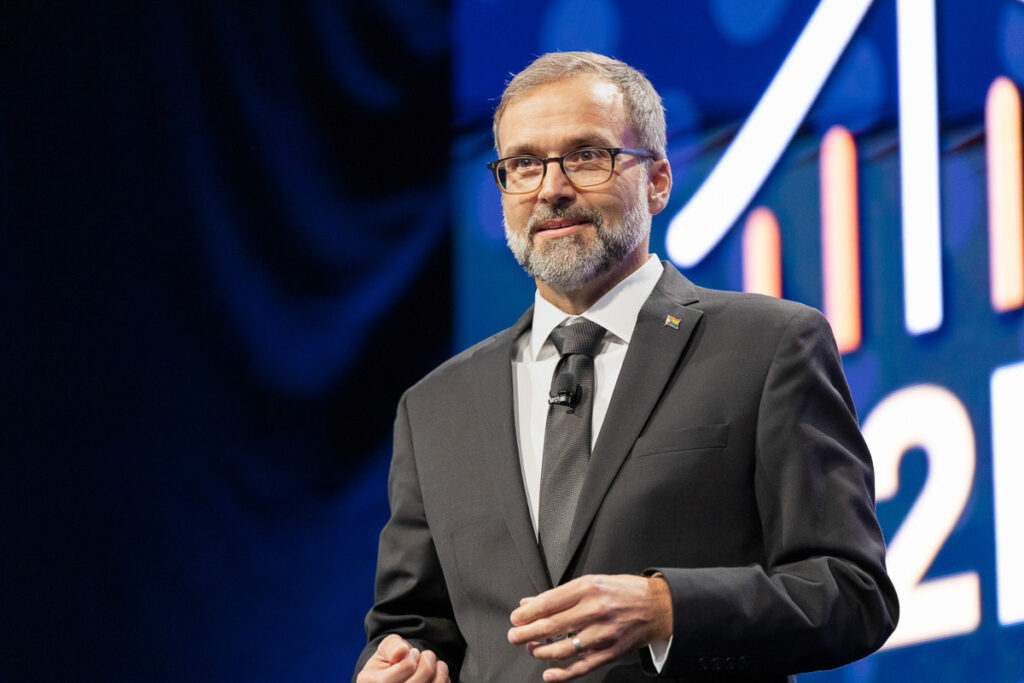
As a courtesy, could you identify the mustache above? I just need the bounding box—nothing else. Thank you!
[526,206,603,235]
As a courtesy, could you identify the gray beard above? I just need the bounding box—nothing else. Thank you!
[504,194,650,292]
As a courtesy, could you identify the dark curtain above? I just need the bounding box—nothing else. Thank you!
[1,2,450,680]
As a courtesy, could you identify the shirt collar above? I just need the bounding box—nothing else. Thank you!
[530,255,664,359]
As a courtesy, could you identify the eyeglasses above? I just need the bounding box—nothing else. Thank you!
[486,147,652,194]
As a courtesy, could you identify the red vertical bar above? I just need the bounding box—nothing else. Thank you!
[821,125,862,354]
[742,207,782,298]
[987,76,1024,313]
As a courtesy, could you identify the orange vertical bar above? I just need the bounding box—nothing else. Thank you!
[742,207,782,298]
[820,125,862,354]
[987,76,1024,312]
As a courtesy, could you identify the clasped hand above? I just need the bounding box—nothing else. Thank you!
[507,573,673,682]
[356,634,450,683]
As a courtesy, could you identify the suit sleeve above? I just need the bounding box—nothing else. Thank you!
[353,393,465,681]
[643,306,898,677]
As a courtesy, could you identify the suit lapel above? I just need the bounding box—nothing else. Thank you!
[469,306,552,594]
[557,264,703,584]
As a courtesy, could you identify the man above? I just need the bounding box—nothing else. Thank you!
[355,52,897,682]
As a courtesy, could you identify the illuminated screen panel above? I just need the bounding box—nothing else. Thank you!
[453,0,1024,680]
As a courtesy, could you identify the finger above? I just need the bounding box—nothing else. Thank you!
[511,578,589,625]
[509,616,575,646]
[406,649,440,683]
[541,648,619,682]
[528,625,614,663]
[358,644,418,683]
[376,647,419,682]
[540,615,642,665]
[508,599,595,646]
[512,576,598,624]
[432,658,449,683]
[529,632,584,662]
[376,634,412,664]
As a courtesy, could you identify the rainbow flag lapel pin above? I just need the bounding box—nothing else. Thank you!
[664,314,681,330]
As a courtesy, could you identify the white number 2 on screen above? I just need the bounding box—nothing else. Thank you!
[861,384,981,649]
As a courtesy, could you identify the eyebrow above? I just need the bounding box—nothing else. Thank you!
[503,135,617,158]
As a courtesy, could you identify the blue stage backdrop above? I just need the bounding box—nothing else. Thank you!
[2,2,449,681]
[453,0,1024,681]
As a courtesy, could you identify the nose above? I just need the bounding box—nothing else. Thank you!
[536,159,577,204]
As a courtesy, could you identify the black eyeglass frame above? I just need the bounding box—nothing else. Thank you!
[486,146,653,194]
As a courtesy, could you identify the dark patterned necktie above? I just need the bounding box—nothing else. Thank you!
[537,319,606,583]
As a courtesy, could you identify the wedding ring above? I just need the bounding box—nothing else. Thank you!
[571,636,583,654]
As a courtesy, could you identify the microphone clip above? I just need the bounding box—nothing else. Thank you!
[548,372,580,413]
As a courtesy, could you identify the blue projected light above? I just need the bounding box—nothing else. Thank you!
[454,0,1024,680]
[660,86,702,137]
[709,0,791,44]
[807,36,886,134]
[1001,3,1024,81]
[539,0,620,55]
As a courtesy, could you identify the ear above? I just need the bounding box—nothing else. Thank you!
[646,158,672,215]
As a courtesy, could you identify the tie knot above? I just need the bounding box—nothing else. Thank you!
[549,319,606,357]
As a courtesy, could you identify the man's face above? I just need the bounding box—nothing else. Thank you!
[496,75,655,292]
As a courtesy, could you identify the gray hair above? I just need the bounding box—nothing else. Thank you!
[493,51,667,160]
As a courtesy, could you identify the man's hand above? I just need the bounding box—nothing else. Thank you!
[356,634,450,683]
[507,574,673,682]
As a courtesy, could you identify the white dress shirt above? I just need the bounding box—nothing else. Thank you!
[512,255,663,531]
[511,255,671,668]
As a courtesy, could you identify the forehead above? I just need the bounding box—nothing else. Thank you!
[497,75,633,156]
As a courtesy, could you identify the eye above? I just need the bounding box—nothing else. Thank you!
[509,157,540,171]
[566,148,611,168]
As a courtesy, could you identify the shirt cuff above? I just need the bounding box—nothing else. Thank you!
[647,635,672,672]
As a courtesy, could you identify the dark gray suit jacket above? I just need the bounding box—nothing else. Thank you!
[356,263,898,682]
